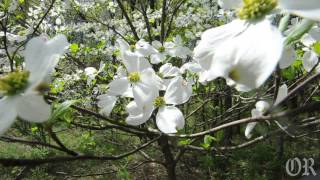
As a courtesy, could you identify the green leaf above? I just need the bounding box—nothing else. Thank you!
[70,43,79,54]
[215,131,224,142]
[49,100,77,123]
[179,139,192,145]
[204,135,216,145]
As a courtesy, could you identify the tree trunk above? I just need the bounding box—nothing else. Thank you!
[158,136,176,180]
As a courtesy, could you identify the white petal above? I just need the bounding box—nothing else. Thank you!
[279,0,320,21]
[255,101,270,113]
[302,50,319,72]
[301,32,317,47]
[164,76,192,105]
[16,93,51,122]
[210,19,284,91]
[132,82,158,107]
[194,20,247,71]
[279,46,296,69]
[122,87,134,98]
[115,66,127,79]
[136,39,157,56]
[122,53,151,73]
[151,53,165,64]
[251,108,262,118]
[156,106,185,134]
[126,101,143,116]
[159,63,180,77]
[107,78,130,96]
[97,94,117,116]
[131,69,160,107]
[152,40,162,49]
[0,97,18,134]
[180,62,202,74]
[84,67,97,76]
[25,34,69,85]
[126,103,154,126]
[218,0,243,9]
[245,122,257,139]
[275,84,288,105]
[173,46,192,59]
[164,42,175,49]
[141,68,163,89]
[116,38,130,53]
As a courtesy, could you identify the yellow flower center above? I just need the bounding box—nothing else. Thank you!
[128,72,140,83]
[154,96,166,108]
[158,46,165,53]
[130,45,136,52]
[238,0,277,20]
[229,68,240,82]
[0,71,30,96]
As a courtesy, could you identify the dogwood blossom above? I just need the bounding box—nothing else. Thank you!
[126,76,192,133]
[150,40,175,64]
[97,39,162,116]
[245,84,288,138]
[0,34,69,134]
[300,25,320,72]
[195,0,320,91]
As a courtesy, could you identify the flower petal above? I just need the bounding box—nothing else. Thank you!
[0,97,18,134]
[279,0,320,21]
[245,122,257,139]
[97,94,117,116]
[211,19,284,91]
[164,76,192,105]
[132,82,158,107]
[255,101,270,113]
[126,102,154,126]
[25,34,69,85]
[156,106,185,134]
[194,20,247,71]
[301,26,320,47]
[136,39,157,56]
[151,53,166,64]
[275,84,288,105]
[159,63,180,77]
[16,93,51,122]
[279,46,296,69]
[107,78,130,96]
[180,62,202,74]
[302,50,319,72]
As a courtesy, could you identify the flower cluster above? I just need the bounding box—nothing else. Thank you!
[98,38,193,133]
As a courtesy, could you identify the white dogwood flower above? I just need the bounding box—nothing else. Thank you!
[245,101,270,139]
[245,84,288,138]
[0,34,69,134]
[150,40,175,64]
[126,76,192,133]
[97,39,162,117]
[219,0,320,21]
[195,0,320,91]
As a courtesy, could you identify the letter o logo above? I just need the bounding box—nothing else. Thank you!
[286,157,302,177]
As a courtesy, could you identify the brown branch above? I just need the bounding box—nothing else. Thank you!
[115,0,140,41]
[154,101,320,138]
[160,0,167,43]
[0,136,160,167]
